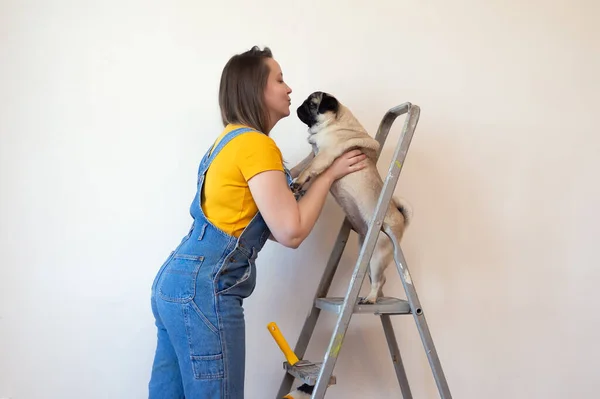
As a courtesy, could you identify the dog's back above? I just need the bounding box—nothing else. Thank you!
[325,104,410,238]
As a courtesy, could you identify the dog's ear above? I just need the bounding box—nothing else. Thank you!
[318,93,339,115]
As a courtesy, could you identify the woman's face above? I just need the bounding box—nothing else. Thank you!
[263,57,292,130]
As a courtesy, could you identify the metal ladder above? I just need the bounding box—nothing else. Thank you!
[275,102,452,399]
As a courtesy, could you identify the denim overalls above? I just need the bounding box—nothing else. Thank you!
[149,127,294,399]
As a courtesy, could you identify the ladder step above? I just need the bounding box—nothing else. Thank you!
[283,360,336,386]
[315,296,411,315]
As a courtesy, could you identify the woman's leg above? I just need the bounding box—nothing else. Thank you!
[167,275,249,399]
[212,254,258,399]
[216,294,247,398]
[153,248,256,398]
[153,254,226,399]
[148,294,184,399]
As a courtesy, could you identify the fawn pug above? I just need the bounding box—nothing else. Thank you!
[291,91,412,304]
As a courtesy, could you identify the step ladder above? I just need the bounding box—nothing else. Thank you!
[275,102,452,398]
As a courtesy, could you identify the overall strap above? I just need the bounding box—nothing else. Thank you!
[199,127,257,174]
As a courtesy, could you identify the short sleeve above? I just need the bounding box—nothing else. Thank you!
[236,132,285,181]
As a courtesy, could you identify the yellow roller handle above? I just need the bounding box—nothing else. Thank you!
[267,321,300,366]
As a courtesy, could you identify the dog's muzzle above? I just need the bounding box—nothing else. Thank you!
[297,102,315,127]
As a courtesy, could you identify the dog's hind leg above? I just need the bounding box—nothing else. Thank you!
[360,233,393,304]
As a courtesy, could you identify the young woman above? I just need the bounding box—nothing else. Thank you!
[148,46,366,399]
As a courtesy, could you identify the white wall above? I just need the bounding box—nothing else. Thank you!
[1,0,599,398]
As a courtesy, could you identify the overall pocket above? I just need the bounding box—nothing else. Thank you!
[158,254,204,303]
[190,353,224,380]
[215,248,257,298]
[183,302,224,380]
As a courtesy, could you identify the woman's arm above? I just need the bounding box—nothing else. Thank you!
[248,149,366,249]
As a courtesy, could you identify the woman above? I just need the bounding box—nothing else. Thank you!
[148,46,366,399]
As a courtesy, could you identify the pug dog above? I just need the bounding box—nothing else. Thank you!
[291,91,412,304]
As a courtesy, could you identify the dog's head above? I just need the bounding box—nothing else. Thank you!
[296,91,340,130]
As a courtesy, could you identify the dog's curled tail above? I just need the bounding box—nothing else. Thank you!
[283,383,313,399]
[393,195,413,227]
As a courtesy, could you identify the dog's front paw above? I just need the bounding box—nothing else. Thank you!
[291,181,303,194]
[295,171,313,187]
[290,181,307,199]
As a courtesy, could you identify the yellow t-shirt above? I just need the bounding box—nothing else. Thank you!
[201,124,285,237]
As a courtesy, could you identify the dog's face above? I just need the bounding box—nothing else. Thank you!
[296,91,339,130]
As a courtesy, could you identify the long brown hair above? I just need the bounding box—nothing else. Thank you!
[218,46,273,134]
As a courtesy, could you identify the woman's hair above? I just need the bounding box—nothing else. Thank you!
[219,46,273,134]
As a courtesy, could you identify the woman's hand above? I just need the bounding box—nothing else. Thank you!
[323,149,368,182]
[249,149,367,249]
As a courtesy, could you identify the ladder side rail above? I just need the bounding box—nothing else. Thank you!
[374,103,417,398]
[381,314,413,399]
[374,103,411,155]
[380,105,452,399]
[387,235,453,399]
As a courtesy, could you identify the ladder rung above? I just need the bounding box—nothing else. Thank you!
[315,296,411,315]
[283,361,336,386]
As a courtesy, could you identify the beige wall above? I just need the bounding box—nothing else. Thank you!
[1,0,598,397]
